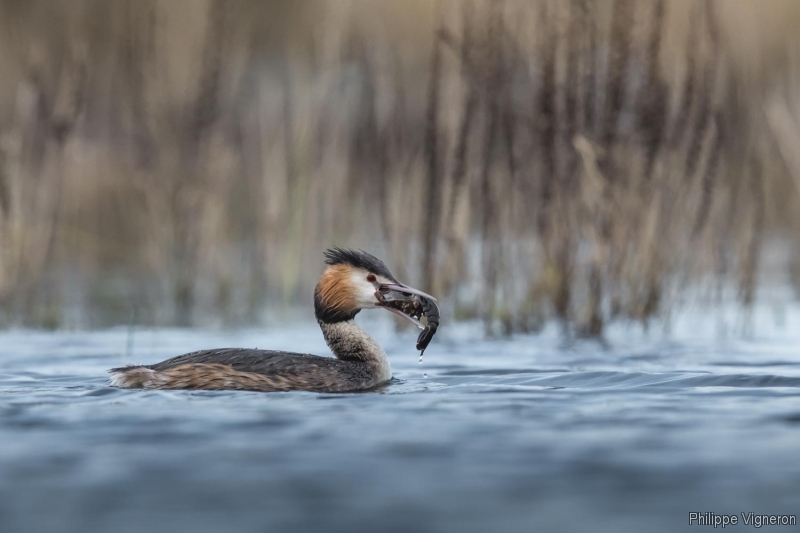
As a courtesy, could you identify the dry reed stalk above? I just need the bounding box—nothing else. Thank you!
[639,0,666,183]
[477,1,503,329]
[0,0,794,333]
[603,0,634,153]
[440,2,477,296]
[668,3,700,152]
[420,17,443,295]
[740,155,765,307]
[535,0,556,237]
[682,6,719,187]
[692,113,724,238]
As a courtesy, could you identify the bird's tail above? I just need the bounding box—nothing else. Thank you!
[108,365,163,388]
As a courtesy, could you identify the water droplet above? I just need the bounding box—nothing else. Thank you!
[423,373,428,378]
[418,353,423,364]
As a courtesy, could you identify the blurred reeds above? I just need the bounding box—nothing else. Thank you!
[1,0,800,334]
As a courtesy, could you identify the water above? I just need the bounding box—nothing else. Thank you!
[1,307,799,533]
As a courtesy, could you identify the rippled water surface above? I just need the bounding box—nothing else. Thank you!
[1,309,799,533]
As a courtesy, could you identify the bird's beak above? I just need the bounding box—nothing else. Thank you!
[378,283,436,302]
[376,282,436,329]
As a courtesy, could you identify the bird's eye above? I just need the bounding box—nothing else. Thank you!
[366,274,376,283]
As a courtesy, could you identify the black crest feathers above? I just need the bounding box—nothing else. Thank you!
[323,248,397,282]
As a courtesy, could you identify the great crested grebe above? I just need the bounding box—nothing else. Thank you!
[109,248,437,393]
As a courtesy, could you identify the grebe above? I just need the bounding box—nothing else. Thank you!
[109,248,437,393]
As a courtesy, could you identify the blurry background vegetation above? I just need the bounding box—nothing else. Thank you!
[2,0,800,334]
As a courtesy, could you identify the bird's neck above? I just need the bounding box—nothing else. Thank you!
[318,320,392,379]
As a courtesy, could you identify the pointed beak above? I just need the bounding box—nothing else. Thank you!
[376,282,436,330]
[378,283,437,302]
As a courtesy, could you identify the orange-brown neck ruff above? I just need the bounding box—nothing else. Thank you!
[314,265,359,323]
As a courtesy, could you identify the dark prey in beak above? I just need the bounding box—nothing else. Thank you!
[375,282,440,354]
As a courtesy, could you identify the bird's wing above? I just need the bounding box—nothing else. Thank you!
[142,348,344,375]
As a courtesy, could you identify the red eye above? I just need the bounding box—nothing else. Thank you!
[367,274,376,283]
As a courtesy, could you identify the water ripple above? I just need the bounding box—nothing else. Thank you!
[1,324,799,533]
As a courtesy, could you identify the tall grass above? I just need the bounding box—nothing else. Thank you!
[0,0,799,334]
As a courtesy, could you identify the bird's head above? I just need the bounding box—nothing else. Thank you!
[314,248,435,325]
